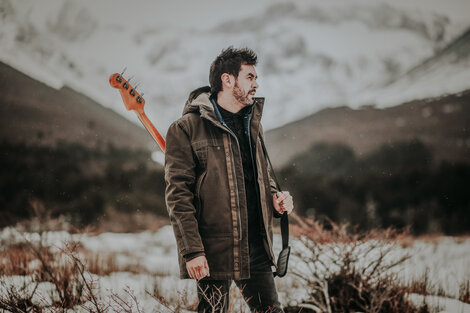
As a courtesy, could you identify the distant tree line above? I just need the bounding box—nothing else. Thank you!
[279,139,470,235]
[1,139,469,234]
[0,141,166,228]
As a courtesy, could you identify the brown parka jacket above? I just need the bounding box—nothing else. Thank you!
[164,91,279,280]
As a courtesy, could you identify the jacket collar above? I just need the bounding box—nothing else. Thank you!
[183,91,265,129]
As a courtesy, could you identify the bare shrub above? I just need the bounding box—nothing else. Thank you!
[20,239,87,309]
[287,218,430,313]
[1,235,191,312]
[197,284,226,313]
[0,277,42,312]
[147,278,197,313]
[407,268,430,297]
[108,286,143,313]
[0,202,174,312]
[0,233,108,311]
[460,280,470,304]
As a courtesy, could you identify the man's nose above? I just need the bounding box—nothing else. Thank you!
[252,80,259,89]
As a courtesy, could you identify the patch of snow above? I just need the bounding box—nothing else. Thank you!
[408,294,470,313]
[2,225,470,311]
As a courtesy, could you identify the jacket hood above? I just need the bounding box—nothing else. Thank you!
[182,87,265,125]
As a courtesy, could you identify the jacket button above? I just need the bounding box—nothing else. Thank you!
[234,262,239,267]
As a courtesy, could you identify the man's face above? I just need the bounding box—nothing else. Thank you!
[232,64,258,106]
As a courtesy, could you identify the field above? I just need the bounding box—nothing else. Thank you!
[0,220,469,313]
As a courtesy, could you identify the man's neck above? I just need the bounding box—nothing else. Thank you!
[217,91,245,114]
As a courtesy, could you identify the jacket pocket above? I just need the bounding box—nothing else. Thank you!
[193,139,224,170]
[193,140,208,168]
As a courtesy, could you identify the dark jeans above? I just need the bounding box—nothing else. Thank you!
[196,271,282,313]
[196,234,282,312]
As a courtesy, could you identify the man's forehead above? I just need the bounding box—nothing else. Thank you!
[240,64,257,76]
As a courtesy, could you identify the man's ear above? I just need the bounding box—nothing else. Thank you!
[221,73,234,90]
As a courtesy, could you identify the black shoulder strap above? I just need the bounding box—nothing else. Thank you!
[259,135,289,250]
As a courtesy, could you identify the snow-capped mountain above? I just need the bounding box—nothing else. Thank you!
[353,27,470,107]
[1,0,469,132]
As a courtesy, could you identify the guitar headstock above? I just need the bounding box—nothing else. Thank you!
[109,72,145,112]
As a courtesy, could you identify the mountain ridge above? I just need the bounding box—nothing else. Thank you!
[265,90,470,168]
[0,61,154,153]
[1,0,469,132]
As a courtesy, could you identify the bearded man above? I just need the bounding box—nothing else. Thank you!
[165,47,294,313]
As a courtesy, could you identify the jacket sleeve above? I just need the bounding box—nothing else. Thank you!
[268,168,280,196]
[259,125,283,218]
[270,169,283,219]
[165,121,205,257]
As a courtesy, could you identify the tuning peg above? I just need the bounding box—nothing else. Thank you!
[120,67,127,76]
[130,89,136,96]
[127,75,134,84]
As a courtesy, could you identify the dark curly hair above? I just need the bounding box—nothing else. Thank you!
[209,47,258,94]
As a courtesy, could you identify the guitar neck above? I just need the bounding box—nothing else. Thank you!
[109,72,166,153]
[135,110,166,153]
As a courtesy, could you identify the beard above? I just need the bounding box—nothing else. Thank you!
[233,81,255,105]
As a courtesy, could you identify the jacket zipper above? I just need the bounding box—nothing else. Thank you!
[226,132,243,241]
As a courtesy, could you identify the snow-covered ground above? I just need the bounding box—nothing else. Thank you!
[1,0,470,132]
[1,225,469,312]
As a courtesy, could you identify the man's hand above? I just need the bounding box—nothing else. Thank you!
[186,255,210,280]
[273,191,294,215]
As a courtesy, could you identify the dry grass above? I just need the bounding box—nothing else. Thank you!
[13,198,169,235]
[0,241,134,278]
[0,202,173,312]
[0,232,201,312]
[91,209,169,234]
[286,217,431,313]
[0,241,91,311]
[1,209,468,312]
[0,244,36,276]
[0,236,164,312]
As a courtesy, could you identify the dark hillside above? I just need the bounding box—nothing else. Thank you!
[0,62,166,228]
[266,90,470,168]
[0,62,153,151]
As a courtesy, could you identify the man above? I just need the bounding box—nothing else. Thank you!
[165,47,294,313]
